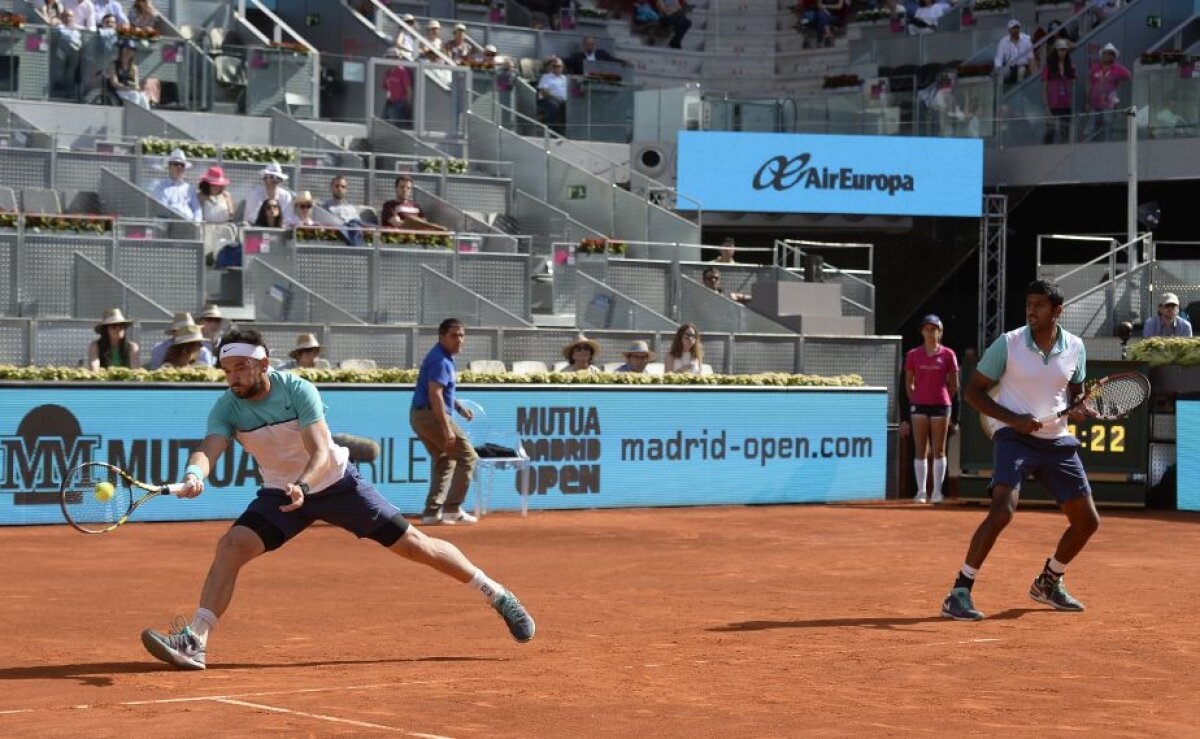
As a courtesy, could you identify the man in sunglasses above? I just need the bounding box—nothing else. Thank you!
[702,267,750,303]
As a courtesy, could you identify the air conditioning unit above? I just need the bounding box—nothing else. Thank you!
[630,141,676,184]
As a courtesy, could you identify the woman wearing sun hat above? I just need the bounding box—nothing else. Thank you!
[903,314,959,503]
[197,165,234,223]
[278,333,331,371]
[160,325,208,369]
[88,307,141,370]
[562,333,601,373]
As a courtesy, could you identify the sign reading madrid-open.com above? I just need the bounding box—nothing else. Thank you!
[677,131,983,217]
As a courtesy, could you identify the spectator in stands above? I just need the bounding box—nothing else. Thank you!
[197,166,233,223]
[129,0,160,28]
[664,323,703,374]
[253,198,284,228]
[566,36,624,75]
[278,333,330,371]
[904,314,959,503]
[994,19,1036,85]
[1143,293,1193,337]
[471,44,499,67]
[243,162,294,226]
[710,237,738,264]
[108,39,152,109]
[1088,0,1122,26]
[160,325,208,369]
[382,47,413,127]
[152,148,202,222]
[93,0,127,26]
[197,305,224,358]
[382,175,449,233]
[909,0,948,35]
[88,307,141,370]
[562,334,602,373]
[1042,38,1075,144]
[653,0,692,49]
[702,267,750,303]
[38,0,65,26]
[421,20,443,61]
[322,175,368,245]
[536,57,568,135]
[64,0,96,30]
[150,312,214,369]
[1087,42,1131,142]
[99,12,117,30]
[395,13,419,58]
[291,191,317,227]
[50,9,84,99]
[444,23,473,64]
[1032,19,1073,65]
[615,340,654,373]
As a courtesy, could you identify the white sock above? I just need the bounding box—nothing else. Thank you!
[469,570,506,603]
[190,608,217,644]
[913,458,928,494]
[1047,557,1067,576]
[960,563,978,580]
[932,457,947,494]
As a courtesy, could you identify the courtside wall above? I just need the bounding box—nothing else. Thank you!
[0,384,887,524]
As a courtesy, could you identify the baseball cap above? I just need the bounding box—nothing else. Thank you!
[1160,293,1180,306]
[921,314,943,330]
[1007,19,1021,29]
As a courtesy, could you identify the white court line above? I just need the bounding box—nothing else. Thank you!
[215,698,404,732]
[0,710,34,716]
[118,677,482,708]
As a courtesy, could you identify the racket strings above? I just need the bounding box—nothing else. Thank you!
[62,467,132,528]
[1087,377,1150,418]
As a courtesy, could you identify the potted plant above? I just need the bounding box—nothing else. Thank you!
[1128,337,1200,396]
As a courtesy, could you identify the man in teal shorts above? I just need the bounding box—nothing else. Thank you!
[141,329,535,670]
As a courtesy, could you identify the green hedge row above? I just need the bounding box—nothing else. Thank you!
[0,365,864,387]
[1128,337,1200,367]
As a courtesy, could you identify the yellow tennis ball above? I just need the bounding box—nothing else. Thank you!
[94,481,115,502]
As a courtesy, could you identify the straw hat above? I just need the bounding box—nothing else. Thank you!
[163,311,196,335]
[484,44,497,54]
[427,19,441,29]
[198,305,223,321]
[171,325,205,346]
[562,333,601,361]
[260,162,289,182]
[94,307,133,334]
[200,165,229,187]
[401,13,416,22]
[167,148,192,168]
[454,23,467,32]
[621,340,656,361]
[289,333,322,359]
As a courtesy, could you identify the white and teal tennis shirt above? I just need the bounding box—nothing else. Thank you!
[207,369,349,492]
[976,324,1086,440]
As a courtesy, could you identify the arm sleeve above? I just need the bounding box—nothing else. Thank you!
[947,348,959,372]
[291,378,327,428]
[975,335,1008,380]
[903,349,915,372]
[1071,341,1087,384]
[206,397,235,439]
[1184,321,1194,338]
[1142,318,1155,337]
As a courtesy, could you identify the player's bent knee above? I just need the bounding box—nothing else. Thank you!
[218,524,268,563]
[368,513,411,547]
[230,512,285,553]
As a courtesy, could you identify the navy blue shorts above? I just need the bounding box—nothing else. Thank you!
[233,465,410,551]
[990,428,1091,503]
[910,404,951,417]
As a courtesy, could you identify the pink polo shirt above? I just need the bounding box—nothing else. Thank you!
[905,345,958,406]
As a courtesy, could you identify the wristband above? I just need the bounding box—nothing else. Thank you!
[185,464,205,482]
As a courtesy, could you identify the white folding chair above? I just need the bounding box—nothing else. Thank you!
[457,398,531,517]
[511,360,548,374]
[468,359,507,373]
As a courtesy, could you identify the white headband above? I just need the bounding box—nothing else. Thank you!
[220,342,268,360]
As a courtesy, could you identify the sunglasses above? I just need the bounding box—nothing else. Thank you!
[704,275,720,282]
[683,331,697,338]
[297,203,313,209]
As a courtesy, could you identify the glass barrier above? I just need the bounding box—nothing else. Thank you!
[1134,62,1199,142]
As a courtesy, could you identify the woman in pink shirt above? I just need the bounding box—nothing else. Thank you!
[904,314,959,503]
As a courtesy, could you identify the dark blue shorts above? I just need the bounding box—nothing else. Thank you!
[233,465,410,551]
[991,428,1091,503]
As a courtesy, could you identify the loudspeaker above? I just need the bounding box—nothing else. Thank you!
[631,141,676,184]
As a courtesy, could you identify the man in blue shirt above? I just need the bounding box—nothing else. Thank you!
[411,318,480,525]
[140,328,534,670]
[151,148,202,222]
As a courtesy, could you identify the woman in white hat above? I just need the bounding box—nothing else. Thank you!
[1143,293,1194,337]
[1042,38,1076,144]
[562,334,601,373]
[615,340,655,373]
[395,13,418,58]
[279,333,329,370]
[88,308,141,370]
[1087,42,1130,141]
[243,161,294,226]
[421,19,442,61]
[444,23,472,64]
[160,325,208,369]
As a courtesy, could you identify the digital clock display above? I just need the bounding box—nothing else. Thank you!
[1067,422,1127,454]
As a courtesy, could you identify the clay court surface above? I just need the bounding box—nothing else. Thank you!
[1,503,1197,737]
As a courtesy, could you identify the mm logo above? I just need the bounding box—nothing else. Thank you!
[0,405,101,505]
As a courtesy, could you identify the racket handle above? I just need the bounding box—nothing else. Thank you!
[1035,409,1069,424]
[163,482,188,495]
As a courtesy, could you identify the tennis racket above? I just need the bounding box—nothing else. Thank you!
[60,462,186,534]
[981,372,1151,438]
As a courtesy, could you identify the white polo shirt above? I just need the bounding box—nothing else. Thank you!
[976,324,1086,440]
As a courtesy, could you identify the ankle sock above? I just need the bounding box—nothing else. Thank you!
[469,570,506,603]
[954,564,977,591]
[190,608,217,644]
[1044,556,1067,579]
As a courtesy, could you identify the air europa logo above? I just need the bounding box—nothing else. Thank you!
[752,153,915,196]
